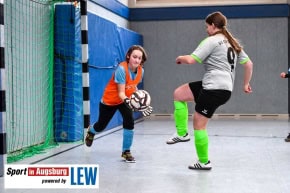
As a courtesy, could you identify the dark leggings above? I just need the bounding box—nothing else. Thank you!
[93,102,134,132]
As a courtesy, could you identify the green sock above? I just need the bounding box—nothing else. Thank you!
[174,101,188,136]
[194,129,209,163]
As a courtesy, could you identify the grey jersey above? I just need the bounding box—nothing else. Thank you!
[191,34,250,91]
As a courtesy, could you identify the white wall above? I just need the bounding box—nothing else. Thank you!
[88,1,129,28]
[117,0,128,6]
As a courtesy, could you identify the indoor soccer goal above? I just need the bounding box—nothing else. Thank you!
[4,0,84,163]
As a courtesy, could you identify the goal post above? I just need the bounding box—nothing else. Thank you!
[0,0,6,177]
[1,0,89,164]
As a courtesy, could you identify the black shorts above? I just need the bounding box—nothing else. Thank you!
[189,81,231,118]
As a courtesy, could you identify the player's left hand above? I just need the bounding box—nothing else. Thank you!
[244,83,252,93]
[124,97,134,110]
[141,106,153,117]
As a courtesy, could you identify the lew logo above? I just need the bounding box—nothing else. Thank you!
[70,167,98,186]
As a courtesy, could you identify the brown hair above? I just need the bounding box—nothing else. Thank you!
[125,45,148,66]
[205,11,242,53]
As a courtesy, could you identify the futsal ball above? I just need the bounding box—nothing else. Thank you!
[130,90,151,111]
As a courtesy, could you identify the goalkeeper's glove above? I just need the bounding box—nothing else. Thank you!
[123,97,133,110]
[141,106,153,117]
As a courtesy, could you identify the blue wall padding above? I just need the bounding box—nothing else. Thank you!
[54,5,83,142]
[88,12,143,130]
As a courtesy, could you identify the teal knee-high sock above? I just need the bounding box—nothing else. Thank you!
[194,129,209,163]
[174,101,188,136]
[122,128,134,152]
[89,125,97,134]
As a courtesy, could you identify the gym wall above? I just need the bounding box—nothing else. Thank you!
[91,1,290,115]
[129,4,289,115]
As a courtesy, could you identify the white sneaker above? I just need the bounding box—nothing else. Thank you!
[166,133,190,144]
[188,160,212,170]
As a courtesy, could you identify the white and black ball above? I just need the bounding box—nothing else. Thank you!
[130,90,151,111]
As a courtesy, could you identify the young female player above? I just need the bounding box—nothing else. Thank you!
[85,45,153,163]
[166,11,253,170]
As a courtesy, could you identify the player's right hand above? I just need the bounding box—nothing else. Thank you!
[281,72,286,78]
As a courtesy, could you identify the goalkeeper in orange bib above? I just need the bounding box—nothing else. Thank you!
[85,45,153,163]
[166,12,253,170]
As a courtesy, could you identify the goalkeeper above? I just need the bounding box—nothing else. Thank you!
[85,45,153,163]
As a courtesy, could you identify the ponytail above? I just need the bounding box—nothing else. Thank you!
[206,11,243,53]
[222,27,242,53]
